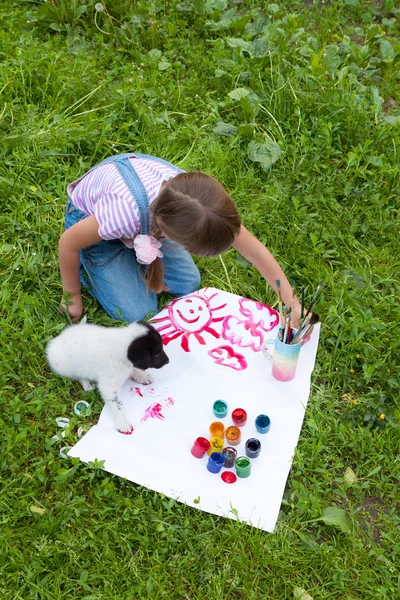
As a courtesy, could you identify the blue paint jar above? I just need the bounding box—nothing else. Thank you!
[255,414,271,434]
[207,452,225,474]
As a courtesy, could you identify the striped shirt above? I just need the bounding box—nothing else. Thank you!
[67,155,180,247]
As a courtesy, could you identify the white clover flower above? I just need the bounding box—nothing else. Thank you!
[95,2,104,12]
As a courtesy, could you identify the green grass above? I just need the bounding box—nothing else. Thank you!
[1,0,399,598]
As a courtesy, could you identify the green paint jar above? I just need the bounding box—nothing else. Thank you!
[235,456,251,479]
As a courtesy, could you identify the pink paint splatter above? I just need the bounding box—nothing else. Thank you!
[208,345,248,371]
[164,397,174,407]
[129,386,144,397]
[141,403,165,422]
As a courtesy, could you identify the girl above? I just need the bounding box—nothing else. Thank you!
[59,152,303,325]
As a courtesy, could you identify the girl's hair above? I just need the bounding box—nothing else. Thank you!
[145,172,241,294]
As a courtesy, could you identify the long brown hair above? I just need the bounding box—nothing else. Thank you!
[145,172,241,293]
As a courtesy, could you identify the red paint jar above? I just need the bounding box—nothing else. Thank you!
[191,437,210,458]
[232,408,247,427]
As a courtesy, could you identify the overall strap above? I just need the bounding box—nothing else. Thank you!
[113,156,151,235]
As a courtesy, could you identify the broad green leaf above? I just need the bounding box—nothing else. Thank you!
[383,115,400,125]
[293,587,313,600]
[315,506,352,533]
[158,60,171,71]
[148,48,162,60]
[247,139,281,170]
[380,39,394,62]
[237,123,254,138]
[214,68,227,77]
[344,467,358,486]
[213,122,238,136]
[248,36,270,58]
[228,87,250,101]
[225,37,250,52]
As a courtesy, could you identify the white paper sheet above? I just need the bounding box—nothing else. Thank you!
[69,288,320,532]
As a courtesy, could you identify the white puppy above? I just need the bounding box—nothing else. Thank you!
[46,319,169,434]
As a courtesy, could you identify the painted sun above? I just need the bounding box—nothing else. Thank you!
[151,289,226,352]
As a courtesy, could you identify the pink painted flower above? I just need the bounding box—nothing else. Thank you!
[133,235,163,264]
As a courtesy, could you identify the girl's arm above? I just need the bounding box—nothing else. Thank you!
[232,225,303,327]
[58,215,103,321]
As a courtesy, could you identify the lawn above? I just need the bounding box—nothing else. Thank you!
[1,0,399,598]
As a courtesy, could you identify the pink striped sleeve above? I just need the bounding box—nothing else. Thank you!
[93,192,141,240]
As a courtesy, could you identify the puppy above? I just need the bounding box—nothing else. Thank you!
[46,319,169,434]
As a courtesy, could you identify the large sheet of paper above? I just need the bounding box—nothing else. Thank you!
[69,288,320,532]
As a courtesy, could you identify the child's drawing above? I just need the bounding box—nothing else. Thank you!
[222,298,279,352]
[152,290,226,352]
[208,345,248,371]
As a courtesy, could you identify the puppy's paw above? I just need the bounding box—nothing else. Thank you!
[80,379,94,392]
[118,424,134,435]
[115,415,134,435]
[131,369,154,385]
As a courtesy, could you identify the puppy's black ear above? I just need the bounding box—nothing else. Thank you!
[127,337,151,370]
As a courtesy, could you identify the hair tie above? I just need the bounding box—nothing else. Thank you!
[133,234,163,265]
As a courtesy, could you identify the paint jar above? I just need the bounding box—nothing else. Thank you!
[235,456,251,478]
[231,408,247,427]
[262,331,301,382]
[207,452,225,474]
[74,400,90,417]
[225,426,241,446]
[255,414,271,434]
[209,421,225,438]
[208,436,224,455]
[222,446,237,468]
[221,471,237,484]
[245,438,262,458]
[213,399,228,419]
[191,437,211,458]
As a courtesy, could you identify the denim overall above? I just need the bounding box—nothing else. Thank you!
[64,153,200,321]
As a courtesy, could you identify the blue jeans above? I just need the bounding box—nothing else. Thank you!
[64,199,201,321]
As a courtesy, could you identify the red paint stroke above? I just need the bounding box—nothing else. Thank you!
[151,290,226,352]
[208,345,248,371]
[129,386,143,397]
[222,298,279,352]
[141,403,165,422]
[118,425,134,435]
[164,397,174,407]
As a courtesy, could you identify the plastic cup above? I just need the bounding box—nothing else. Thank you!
[207,452,225,474]
[225,426,241,446]
[232,408,247,427]
[235,456,251,478]
[222,446,237,468]
[191,437,210,458]
[208,436,224,455]
[213,399,228,418]
[255,414,271,434]
[245,438,261,458]
[209,421,225,438]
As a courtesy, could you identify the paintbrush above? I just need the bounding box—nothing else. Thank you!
[303,281,323,322]
[283,312,291,344]
[301,286,305,321]
[291,313,319,344]
[276,279,284,341]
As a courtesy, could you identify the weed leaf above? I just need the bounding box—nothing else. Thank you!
[247,140,281,170]
[293,587,313,600]
[315,506,352,533]
[213,122,238,137]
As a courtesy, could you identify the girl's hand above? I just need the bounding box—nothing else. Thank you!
[60,294,83,323]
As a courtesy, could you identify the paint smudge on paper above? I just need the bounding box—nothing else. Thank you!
[141,403,165,422]
[208,345,248,371]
